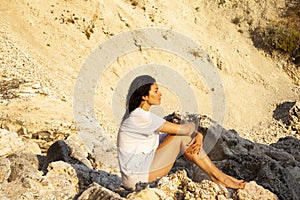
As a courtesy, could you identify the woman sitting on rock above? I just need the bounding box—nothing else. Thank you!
[117,75,246,190]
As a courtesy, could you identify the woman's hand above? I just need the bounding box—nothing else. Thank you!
[186,131,203,155]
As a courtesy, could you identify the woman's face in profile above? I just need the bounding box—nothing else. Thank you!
[144,83,162,106]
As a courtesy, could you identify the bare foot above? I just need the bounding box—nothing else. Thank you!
[211,174,247,189]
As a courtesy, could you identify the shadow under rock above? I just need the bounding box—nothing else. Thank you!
[41,140,124,199]
[273,101,296,125]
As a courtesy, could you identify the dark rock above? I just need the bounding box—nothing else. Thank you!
[42,140,91,169]
[166,112,300,200]
[42,139,92,174]
[273,101,295,126]
[42,140,71,173]
[270,136,300,161]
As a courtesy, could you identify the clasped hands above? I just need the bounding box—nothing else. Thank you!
[186,131,203,155]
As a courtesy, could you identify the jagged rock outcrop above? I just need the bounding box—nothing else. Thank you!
[0,129,121,199]
[0,129,41,157]
[1,114,299,200]
[289,101,300,134]
[233,181,278,200]
[78,183,124,200]
[0,151,79,199]
[127,170,278,200]
[165,112,300,200]
[41,137,92,173]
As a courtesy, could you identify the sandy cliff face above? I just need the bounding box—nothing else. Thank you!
[0,0,299,138]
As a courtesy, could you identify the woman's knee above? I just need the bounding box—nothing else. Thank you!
[178,135,193,151]
[156,135,192,157]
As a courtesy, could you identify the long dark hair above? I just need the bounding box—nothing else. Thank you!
[122,75,156,121]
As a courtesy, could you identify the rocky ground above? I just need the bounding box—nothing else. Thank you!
[0,105,299,199]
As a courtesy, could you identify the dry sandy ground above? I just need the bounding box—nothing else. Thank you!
[0,0,299,148]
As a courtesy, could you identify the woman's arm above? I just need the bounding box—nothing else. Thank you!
[157,121,196,136]
[157,121,203,153]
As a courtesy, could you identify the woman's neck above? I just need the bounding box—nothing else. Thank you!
[139,102,150,111]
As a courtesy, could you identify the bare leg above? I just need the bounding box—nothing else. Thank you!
[149,134,246,189]
[149,134,191,182]
[184,148,246,189]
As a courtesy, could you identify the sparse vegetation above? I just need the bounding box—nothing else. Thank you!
[250,2,300,66]
[251,25,300,60]
[0,79,22,99]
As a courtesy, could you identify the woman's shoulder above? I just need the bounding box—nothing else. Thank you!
[126,107,164,125]
[130,107,149,116]
[130,108,150,121]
